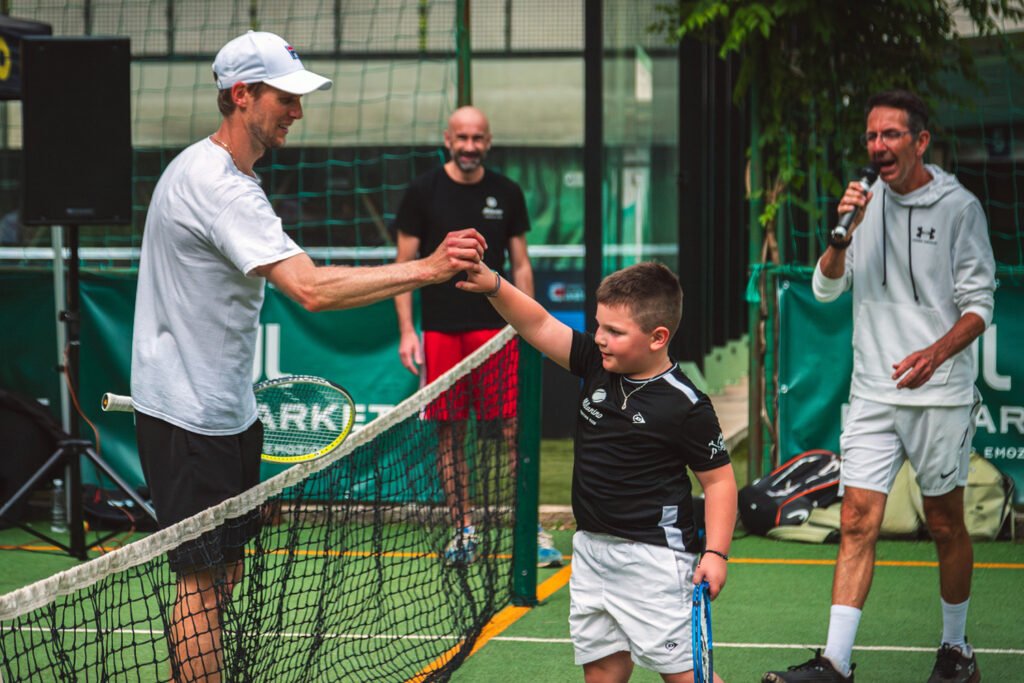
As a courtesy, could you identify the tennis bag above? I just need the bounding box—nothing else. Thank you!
[897,452,1016,541]
[738,449,841,536]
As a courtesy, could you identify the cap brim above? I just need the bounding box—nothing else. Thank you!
[264,70,333,96]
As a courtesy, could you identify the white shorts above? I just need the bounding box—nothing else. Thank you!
[569,531,698,674]
[840,394,980,497]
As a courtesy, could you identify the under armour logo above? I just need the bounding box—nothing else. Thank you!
[916,226,936,240]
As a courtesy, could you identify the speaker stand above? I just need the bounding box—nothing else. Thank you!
[0,224,156,560]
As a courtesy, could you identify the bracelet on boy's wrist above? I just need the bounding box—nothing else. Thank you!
[485,269,501,298]
[702,548,729,562]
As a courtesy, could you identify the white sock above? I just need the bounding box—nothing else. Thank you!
[823,605,861,676]
[941,597,970,651]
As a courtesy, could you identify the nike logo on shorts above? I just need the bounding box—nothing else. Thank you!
[940,468,956,479]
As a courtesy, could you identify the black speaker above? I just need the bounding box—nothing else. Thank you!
[21,36,131,225]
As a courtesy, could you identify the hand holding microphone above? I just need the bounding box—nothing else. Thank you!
[830,165,880,245]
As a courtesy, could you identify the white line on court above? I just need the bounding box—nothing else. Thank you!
[10,626,1022,657]
[485,637,1024,656]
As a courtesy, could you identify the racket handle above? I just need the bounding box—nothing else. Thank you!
[102,393,134,412]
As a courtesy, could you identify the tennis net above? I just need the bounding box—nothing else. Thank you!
[0,327,526,682]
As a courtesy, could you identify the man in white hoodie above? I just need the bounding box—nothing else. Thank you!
[763,91,995,683]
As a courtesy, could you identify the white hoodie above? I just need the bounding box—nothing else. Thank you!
[813,164,995,407]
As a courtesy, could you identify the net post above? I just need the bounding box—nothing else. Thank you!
[512,335,540,606]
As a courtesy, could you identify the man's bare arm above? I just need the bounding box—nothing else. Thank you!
[256,228,485,312]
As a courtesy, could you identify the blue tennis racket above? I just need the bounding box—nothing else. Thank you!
[692,579,714,683]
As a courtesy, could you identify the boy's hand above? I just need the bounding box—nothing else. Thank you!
[422,228,487,284]
[693,553,727,599]
[456,263,499,294]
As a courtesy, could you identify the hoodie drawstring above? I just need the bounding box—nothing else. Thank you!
[880,189,919,302]
[881,190,887,288]
[907,206,919,302]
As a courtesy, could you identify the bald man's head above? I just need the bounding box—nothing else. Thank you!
[447,106,490,133]
[444,106,492,177]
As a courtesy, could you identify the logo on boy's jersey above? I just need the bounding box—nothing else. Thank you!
[708,432,726,459]
[591,388,607,403]
[632,412,646,424]
[482,196,504,220]
[580,397,604,424]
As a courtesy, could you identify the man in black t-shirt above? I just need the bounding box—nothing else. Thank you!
[392,107,562,568]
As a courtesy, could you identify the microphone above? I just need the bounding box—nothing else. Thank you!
[831,165,880,241]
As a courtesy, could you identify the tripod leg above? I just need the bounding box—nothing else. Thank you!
[68,443,86,559]
[82,446,158,522]
[0,447,65,522]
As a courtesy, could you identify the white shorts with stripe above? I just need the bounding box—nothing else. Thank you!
[840,392,981,497]
[569,530,698,674]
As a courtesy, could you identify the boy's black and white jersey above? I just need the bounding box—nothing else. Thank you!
[569,330,730,552]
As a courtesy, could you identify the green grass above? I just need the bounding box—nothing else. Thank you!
[452,530,1024,683]
[4,444,1023,682]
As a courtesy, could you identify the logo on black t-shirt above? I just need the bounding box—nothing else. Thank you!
[482,196,504,220]
[708,432,726,459]
[581,390,607,425]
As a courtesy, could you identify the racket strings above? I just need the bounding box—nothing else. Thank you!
[257,378,356,462]
[692,580,713,683]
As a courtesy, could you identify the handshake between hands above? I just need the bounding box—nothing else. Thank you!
[429,227,501,295]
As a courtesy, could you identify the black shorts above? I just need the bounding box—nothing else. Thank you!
[135,412,263,574]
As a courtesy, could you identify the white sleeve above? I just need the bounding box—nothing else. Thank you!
[951,200,996,328]
[812,256,852,302]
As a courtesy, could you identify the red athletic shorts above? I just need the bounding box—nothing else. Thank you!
[423,328,518,421]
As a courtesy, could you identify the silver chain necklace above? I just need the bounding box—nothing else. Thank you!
[619,375,655,410]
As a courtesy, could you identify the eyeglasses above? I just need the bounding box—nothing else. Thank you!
[860,129,913,145]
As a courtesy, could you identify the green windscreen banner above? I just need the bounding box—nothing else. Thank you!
[0,269,418,490]
[778,274,1024,503]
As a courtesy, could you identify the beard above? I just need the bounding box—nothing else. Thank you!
[451,150,484,172]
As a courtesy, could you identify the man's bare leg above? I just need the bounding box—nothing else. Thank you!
[170,561,241,682]
[438,420,470,529]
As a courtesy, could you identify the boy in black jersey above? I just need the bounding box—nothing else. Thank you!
[459,261,736,682]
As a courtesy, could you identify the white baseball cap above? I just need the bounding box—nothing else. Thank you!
[213,30,332,95]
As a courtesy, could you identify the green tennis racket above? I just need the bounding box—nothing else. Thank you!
[102,375,356,464]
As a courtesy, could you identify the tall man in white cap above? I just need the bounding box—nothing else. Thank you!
[131,31,487,682]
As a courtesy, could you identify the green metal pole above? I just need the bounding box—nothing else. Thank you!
[456,0,472,106]
[747,80,764,483]
[512,337,540,606]
[808,124,819,266]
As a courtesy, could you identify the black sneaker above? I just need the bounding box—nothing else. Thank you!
[927,644,980,683]
[762,649,854,682]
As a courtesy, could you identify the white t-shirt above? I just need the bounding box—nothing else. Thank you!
[131,138,303,434]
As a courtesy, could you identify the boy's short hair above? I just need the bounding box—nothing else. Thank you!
[596,262,683,337]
